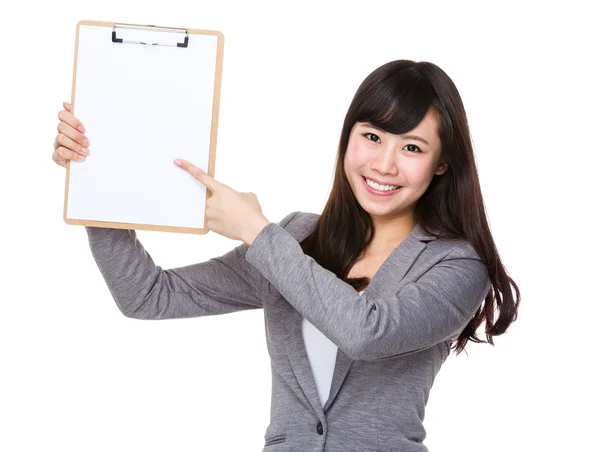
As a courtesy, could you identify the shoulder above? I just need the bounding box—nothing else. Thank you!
[276,211,320,240]
[445,240,484,261]
[277,211,319,226]
[276,212,484,262]
[428,239,489,293]
[423,227,483,261]
[420,238,490,295]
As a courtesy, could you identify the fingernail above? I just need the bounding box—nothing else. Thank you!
[82,138,89,146]
[174,160,182,167]
[79,126,86,133]
[82,148,89,154]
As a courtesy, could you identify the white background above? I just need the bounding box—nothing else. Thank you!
[1,1,598,451]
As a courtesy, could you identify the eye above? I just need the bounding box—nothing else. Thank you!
[363,132,381,143]
[404,144,422,153]
[362,132,423,153]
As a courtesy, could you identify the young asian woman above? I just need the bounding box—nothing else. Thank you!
[57,59,520,451]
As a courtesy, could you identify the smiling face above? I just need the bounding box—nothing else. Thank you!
[343,108,448,224]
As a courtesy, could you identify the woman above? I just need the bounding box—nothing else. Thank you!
[52,59,520,451]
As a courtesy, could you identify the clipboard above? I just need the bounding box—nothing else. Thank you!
[63,20,224,235]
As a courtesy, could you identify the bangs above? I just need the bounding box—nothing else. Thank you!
[354,69,436,136]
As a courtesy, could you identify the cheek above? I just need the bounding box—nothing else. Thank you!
[404,162,438,187]
[345,141,369,169]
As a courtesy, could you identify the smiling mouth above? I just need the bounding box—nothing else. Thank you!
[361,177,403,197]
[362,176,403,192]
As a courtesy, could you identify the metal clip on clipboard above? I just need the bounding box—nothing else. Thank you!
[111,24,189,48]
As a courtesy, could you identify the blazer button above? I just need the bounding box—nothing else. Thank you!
[316,421,323,435]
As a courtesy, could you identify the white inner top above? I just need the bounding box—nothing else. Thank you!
[302,289,365,407]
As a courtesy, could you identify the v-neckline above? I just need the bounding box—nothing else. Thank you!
[360,223,420,299]
[279,215,436,416]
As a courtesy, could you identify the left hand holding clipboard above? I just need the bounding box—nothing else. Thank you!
[174,159,270,246]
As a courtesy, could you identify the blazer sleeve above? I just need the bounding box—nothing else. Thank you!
[245,215,492,361]
[85,222,275,320]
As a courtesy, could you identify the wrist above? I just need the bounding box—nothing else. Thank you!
[244,216,270,246]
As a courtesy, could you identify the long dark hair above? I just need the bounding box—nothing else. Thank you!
[299,60,520,355]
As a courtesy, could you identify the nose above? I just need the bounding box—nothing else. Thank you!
[370,145,398,176]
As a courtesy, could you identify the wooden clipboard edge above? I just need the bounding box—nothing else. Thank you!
[63,20,225,236]
[66,218,208,235]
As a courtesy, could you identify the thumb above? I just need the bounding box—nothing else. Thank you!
[63,101,72,112]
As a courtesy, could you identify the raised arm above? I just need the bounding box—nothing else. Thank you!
[86,220,283,320]
[245,217,491,361]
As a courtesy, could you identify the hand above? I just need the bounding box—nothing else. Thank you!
[52,102,90,168]
[174,159,270,245]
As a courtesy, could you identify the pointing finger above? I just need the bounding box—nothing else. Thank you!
[174,159,218,191]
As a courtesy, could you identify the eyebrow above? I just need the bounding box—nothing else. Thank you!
[360,123,430,146]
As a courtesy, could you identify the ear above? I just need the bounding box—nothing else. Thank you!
[434,162,448,176]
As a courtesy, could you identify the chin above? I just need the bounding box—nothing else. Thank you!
[360,191,415,217]
[359,201,399,216]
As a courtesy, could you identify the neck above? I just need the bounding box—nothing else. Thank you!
[370,213,416,249]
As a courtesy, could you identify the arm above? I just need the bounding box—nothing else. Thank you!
[245,219,491,361]
[85,226,267,320]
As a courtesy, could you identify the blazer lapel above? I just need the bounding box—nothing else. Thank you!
[268,216,438,416]
[323,223,436,412]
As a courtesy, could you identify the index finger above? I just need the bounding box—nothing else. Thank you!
[174,159,219,191]
[58,109,86,134]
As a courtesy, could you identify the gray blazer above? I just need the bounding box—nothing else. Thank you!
[85,211,491,451]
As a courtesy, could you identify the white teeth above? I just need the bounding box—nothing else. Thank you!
[365,177,400,191]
